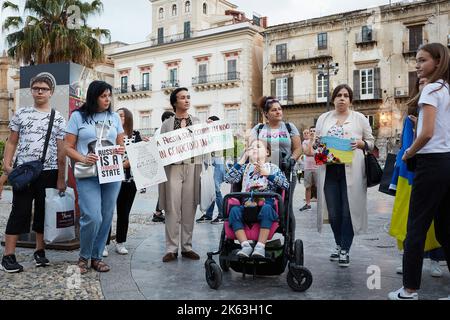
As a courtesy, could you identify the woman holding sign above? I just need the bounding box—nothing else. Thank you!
[314,84,374,268]
[65,81,125,273]
[159,87,202,263]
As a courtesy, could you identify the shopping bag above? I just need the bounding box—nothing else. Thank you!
[379,153,397,196]
[44,188,76,244]
[200,165,216,211]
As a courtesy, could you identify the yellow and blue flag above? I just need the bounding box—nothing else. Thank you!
[320,136,354,164]
[389,117,441,251]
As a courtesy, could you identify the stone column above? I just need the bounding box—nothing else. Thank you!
[0,53,12,141]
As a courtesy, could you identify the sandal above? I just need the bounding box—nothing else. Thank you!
[77,258,89,274]
[91,259,110,273]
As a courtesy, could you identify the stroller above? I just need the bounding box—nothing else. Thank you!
[204,158,313,292]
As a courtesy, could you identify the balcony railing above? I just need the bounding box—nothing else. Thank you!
[161,80,180,89]
[114,84,152,94]
[271,47,332,64]
[355,30,377,45]
[192,72,240,85]
[151,32,193,47]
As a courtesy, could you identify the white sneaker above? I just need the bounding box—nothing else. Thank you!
[430,260,443,277]
[251,244,266,258]
[237,244,253,258]
[329,246,341,261]
[438,295,450,300]
[102,246,109,257]
[396,266,403,274]
[115,243,129,255]
[388,287,418,300]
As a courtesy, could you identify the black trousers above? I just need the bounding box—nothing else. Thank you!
[6,170,58,235]
[403,152,450,290]
[107,181,137,244]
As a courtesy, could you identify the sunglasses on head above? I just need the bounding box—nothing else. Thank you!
[265,98,279,108]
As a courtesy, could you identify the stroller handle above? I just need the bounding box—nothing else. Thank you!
[223,192,282,203]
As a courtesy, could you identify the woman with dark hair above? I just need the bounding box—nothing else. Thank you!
[65,80,125,273]
[313,84,374,268]
[159,87,202,263]
[103,107,142,256]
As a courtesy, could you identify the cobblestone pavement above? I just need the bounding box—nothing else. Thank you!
[1,182,449,300]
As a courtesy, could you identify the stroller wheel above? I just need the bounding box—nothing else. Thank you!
[205,262,223,290]
[219,257,230,272]
[287,267,313,292]
[294,239,304,266]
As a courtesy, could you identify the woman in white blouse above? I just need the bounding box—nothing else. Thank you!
[314,84,375,268]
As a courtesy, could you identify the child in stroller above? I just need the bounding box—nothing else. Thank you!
[225,139,289,258]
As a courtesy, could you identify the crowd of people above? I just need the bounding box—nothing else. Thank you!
[0,42,449,300]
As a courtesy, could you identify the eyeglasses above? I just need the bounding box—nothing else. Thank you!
[31,87,51,93]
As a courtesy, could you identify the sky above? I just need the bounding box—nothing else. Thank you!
[1,0,409,52]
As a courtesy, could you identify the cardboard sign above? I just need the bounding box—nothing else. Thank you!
[96,145,125,184]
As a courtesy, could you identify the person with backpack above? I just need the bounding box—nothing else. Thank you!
[1,73,67,273]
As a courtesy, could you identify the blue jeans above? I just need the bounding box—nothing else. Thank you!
[205,162,224,219]
[228,202,278,232]
[324,165,354,251]
[76,177,122,260]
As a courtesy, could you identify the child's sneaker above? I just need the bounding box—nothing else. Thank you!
[251,244,266,258]
[330,246,341,261]
[388,287,418,300]
[338,250,350,267]
[237,243,253,258]
[0,255,23,273]
[33,249,50,267]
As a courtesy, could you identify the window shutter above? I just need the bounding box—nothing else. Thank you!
[409,71,418,98]
[271,79,276,97]
[353,70,360,101]
[288,77,293,103]
[374,67,381,99]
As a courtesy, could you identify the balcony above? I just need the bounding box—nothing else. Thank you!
[394,87,409,99]
[402,41,426,58]
[114,84,152,100]
[161,80,180,94]
[271,47,332,67]
[192,72,240,91]
[278,94,328,108]
[150,32,193,47]
[355,30,377,47]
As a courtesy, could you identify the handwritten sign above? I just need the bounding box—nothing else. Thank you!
[125,140,168,189]
[96,145,125,184]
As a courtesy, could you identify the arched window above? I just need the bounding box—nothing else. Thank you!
[203,3,207,15]
[172,4,177,16]
[185,1,191,13]
[159,7,164,19]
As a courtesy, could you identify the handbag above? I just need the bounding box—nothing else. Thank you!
[8,109,55,191]
[73,113,109,179]
[364,141,383,188]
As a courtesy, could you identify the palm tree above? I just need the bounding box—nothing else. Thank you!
[2,0,110,67]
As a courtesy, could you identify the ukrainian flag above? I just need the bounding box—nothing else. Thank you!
[389,117,441,251]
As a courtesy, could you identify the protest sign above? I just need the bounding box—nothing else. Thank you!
[96,145,125,184]
[125,140,168,189]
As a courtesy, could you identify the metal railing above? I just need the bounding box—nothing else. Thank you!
[114,84,152,94]
[161,80,180,89]
[151,31,193,46]
[192,72,241,85]
[271,47,332,64]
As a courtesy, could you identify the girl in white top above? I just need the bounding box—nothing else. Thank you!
[389,42,450,300]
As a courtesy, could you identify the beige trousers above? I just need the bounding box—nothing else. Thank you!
[164,164,197,253]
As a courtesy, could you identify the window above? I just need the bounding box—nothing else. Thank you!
[185,1,191,13]
[360,68,374,99]
[366,115,374,129]
[120,76,128,93]
[140,112,151,129]
[196,110,209,123]
[227,59,237,80]
[169,68,178,87]
[317,33,327,50]
[225,109,238,130]
[276,44,287,62]
[316,74,328,103]
[159,8,164,19]
[184,21,191,39]
[203,3,207,14]
[172,4,177,16]
[408,25,423,52]
[362,26,372,42]
[158,27,164,44]
[142,73,150,90]
[198,64,207,84]
[276,77,288,101]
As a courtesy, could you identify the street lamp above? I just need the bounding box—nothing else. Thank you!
[318,61,339,111]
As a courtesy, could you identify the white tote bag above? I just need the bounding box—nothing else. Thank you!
[200,164,216,212]
[44,188,76,244]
